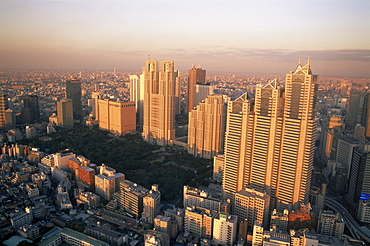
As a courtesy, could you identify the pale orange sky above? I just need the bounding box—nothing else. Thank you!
[0,0,369,77]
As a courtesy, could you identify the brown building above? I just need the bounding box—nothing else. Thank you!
[98,99,136,135]
[187,65,206,113]
[77,166,96,191]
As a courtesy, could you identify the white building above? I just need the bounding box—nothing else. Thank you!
[212,213,237,246]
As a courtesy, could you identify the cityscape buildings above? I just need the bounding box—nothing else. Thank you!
[0,59,369,245]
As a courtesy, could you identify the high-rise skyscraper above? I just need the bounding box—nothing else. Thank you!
[57,98,74,129]
[187,65,206,113]
[142,60,179,146]
[21,95,39,124]
[91,92,100,120]
[0,94,8,129]
[66,77,82,121]
[187,94,227,159]
[130,74,145,129]
[222,60,317,212]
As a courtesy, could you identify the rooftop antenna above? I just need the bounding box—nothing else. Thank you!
[148,54,151,61]
[307,56,311,65]
[298,57,301,65]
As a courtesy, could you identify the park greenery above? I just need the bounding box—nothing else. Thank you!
[18,125,213,202]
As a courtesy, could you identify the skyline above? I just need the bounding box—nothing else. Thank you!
[0,0,369,77]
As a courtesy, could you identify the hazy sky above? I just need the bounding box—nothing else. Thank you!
[0,0,369,77]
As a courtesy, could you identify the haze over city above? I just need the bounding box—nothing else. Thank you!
[0,0,369,77]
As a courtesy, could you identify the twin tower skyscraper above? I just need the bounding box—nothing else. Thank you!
[138,58,317,212]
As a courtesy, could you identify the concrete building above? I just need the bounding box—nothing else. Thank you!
[98,99,136,135]
[0,94,8,129]
[5,108,16,130]
[183,186,221,212]
[184,206,216,239]
[213,154,224,183]
[57,98,74,129]
[212,213,237,246]
[357,200,370,223]
[142,60,179,146]
[25,126,37,139]
[115,179,149,217]
[346,143,370,212]
[130,74,145,129]
[91,91,100,120]
[334,136,360,175]
[187,94,227,159]
[77,165,96,191]
[21,95,39,124]
[187,65,207,113]
[142,184,161,224]
[317,210,345,237]
[234,187,270,229]
[270,209,289,233]
[66,77,82,121]
[95,165,125,201]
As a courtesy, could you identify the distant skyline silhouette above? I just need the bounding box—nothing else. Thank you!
[0,0,369,77]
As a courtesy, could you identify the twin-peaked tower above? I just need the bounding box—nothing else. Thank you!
[222,60,317,212]
[142,60,180,146]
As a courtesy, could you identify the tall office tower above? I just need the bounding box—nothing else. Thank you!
[361,93,370,138]
[187,65,206,113]
[57,98,74,129]
[187,94,227,159]
[97,99,136,135]
[21,95,39,124]
[346,143,370,210]
[276,62,317,210]
[91,92,100,120]
[5,109,15,130]
[339,83,348,96]
[0,94,8,129]
[174,70,182,115]
[222,60,317,212]
[193,84,214,110]
[334,136,359,174]
[130,74,145,129]
[142,184,161,224]
[222,93,253,202]
[66,77,82,121]
[347,91,367,125]
[143,60,179,146]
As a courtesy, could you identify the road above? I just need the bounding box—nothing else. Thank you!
[324,197,370,244]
